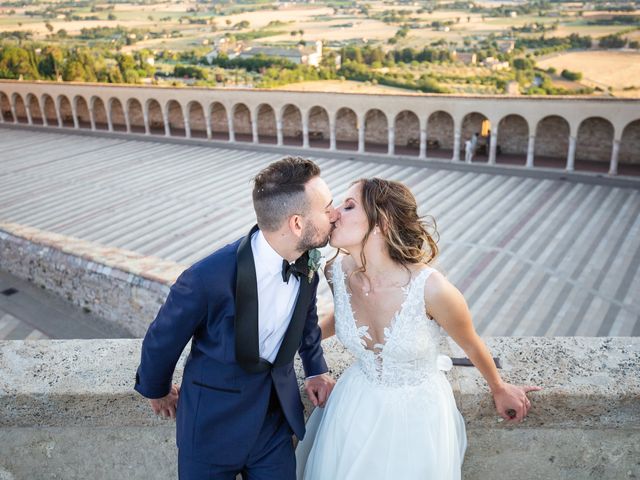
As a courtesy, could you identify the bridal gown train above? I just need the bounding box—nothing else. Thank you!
[296,256,467,480]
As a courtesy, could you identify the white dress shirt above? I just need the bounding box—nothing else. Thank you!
[251,230,301,363]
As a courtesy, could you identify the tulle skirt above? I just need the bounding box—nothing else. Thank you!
[296,365,467,480]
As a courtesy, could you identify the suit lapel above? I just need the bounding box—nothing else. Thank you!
[235,225,261,372]
[274,254,314,367]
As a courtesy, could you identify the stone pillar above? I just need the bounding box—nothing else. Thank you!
[124,109,131,134]
[330,120,337,151]
[419,127,427,160]
[357,117,365,154]
[89,103,96,131]
[55,100,63,128]
[25,103,33,125]
[609,139,620,176]
[302,118,310,149]
[488,128,498,165]
[205,115,212,140]
[526,135,535,168]
[106,106,114,132]
[452,125,461,162]
[10,102,17,124]
[71,102,79,129]
[388,126,395,156]
[276,120,283,146]
[163,109,171,137]
[252,116,259,144]
[184,113,191,139]
[228,111,236,143]
[566,135,577,171]
[143,108,150,135]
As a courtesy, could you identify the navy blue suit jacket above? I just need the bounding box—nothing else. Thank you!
[134,226,328,465]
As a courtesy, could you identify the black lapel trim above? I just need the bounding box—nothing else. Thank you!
[235,225,262,372]
[274,253,314,367]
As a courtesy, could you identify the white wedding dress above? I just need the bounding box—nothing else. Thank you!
[296,256,467,479]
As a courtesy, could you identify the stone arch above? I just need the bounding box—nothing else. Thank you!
[335,107,358,151]
[394,110,420,156]
[232,103,252,142]
[256,104,277,144]
[460,112,489,161]
[497,114,529,165]
[619,119,640,165]
[364,109,388,153]
[12,94,28,123]
[166,100,185,137]
[534,115,570,168]
[146,99,165,135]
[109,98,127,132]
[26,94,43,125]
[74,96,91,129]
[187,101,207,138]
[92,97,108,130]
[210,102,229,140]
[58,95,74,127]
[575,117,614,171]
[281,104,303,146]
[127,99,145,133]
[308,106,330,148]
[426,111,454,159]
[42,94,57,126]
[1,91,13,122]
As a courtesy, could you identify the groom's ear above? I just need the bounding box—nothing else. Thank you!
[288,214,304,238]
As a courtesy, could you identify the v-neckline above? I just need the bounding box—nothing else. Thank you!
[338,257,428,357]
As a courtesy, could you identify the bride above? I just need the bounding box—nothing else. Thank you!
[296,178,541,480]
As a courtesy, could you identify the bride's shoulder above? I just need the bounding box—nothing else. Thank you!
[324,253,347,282]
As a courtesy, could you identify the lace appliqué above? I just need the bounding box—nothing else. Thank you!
[331,256,447,388]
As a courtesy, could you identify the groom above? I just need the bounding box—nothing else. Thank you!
[134,156,337,479]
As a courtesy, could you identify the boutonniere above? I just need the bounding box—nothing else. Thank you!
[307,248,323,283]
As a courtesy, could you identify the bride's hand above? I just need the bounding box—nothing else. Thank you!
[491,382,542,423]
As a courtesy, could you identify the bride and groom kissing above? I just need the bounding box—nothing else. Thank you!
[134,156,540,479]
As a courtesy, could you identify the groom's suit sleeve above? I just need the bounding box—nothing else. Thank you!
[297,275,328,378]
[134,266,207,399]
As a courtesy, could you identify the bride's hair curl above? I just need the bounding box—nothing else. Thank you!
[349,178,439,274]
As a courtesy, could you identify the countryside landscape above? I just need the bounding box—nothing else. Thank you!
[1,0,639,97]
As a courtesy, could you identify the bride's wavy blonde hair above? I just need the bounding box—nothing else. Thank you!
[346,178,439,275]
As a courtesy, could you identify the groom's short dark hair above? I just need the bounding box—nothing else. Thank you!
[252,156,321,232]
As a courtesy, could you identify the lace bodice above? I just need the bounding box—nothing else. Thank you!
[331,255,450,387]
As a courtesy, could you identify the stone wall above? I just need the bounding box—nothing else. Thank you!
[0,337,637,479]
[0,223,181,337]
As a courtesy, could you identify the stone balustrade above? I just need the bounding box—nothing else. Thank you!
[1,80,639,175]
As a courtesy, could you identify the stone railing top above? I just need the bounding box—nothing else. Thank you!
[1,79,639,103]
[1,337,638,430]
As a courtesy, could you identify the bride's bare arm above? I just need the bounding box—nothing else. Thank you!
[425,271,541,423]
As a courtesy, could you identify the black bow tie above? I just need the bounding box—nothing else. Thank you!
[281,257,307,283]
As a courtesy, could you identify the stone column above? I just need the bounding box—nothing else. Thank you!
[25,102,33,125]
[10,102,17,124]
[89,103,96,131]
[71,102,79,129]
[566,135,577,171]
[163,108,171,137]
[205,114,212,140]
[357,116,365,154]
[302,118,310,149]
[388,126,395,156]
[329,120,337,151]
[419,127,427,160]
[452,125,461,162]
[106,105,114,132]
[143,108,150,136]
[124,108,131,134]
[526,135,535,168]
[184,113,191,139]
[609,139,620,176]
[252,116,259,144]
[488,128,498,165]
[228,111,236,143]
[55,100,63,128]
[276,120,283,146]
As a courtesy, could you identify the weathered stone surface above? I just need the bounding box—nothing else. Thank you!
[0,337,638,478]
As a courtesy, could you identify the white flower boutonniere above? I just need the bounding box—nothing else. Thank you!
[307,248,323,283]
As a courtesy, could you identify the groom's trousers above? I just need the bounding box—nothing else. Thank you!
[178,387,296,480]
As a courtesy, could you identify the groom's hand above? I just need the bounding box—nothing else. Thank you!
[304,374,336,408]
[149,383,180,419]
